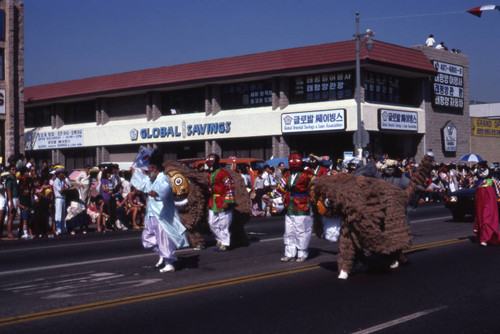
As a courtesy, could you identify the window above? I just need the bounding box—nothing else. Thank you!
[63,101,96,124]
[290,71,354,104]
[0,10,4,41]
[364,72,417,105]
[25,106,52,128]
[221,80,273,109]
[0,48,4,80]
[161,88,205,115]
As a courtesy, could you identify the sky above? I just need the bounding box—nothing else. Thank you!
[23,0,500,102]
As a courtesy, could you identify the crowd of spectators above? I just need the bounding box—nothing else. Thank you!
[241,152,500,218]
[0,155,146,240]
[2,152,497,239]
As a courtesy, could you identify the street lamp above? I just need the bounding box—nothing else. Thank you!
[353,11,374,162]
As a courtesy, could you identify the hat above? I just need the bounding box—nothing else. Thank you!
[309,153,321,161]
[149,149,163,168]
[55,167,65,174]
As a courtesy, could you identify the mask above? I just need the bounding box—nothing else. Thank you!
[166,170,190,208]
[289,154,302,171]
[205,154,220,171]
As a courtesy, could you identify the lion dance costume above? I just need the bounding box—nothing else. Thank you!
[310,154,434,279]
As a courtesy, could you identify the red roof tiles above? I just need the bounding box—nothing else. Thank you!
[25,40,436,103]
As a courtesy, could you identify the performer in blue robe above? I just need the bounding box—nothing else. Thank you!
[131,151,189,273]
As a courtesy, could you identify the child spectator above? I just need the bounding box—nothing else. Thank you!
[18,185,33,239]
[113,184,129,230]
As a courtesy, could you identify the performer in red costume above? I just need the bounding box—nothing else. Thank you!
[473,166,500,246]
[275,152,314,262]
[206,153,235,252]
[308,154,328,180]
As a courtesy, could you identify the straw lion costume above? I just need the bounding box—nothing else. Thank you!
[310,155,434,279]
[164,161,251,248]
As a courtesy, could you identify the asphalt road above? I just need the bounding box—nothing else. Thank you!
[1,203,494,334]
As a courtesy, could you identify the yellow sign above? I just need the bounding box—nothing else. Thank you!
[473,118,500,137]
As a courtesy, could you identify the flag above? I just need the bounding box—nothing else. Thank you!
[132,147,154,170]
[467,5,500,17]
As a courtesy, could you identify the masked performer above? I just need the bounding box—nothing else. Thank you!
[131,150,189,273]
[310,154,434,279]
[275,152,314,262]
[206,153,235,252]
[473,165,500,246]
[164,162,209,249]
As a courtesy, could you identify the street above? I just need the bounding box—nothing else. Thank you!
[0,203,496,333]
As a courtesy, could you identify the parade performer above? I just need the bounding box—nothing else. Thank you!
[275,152,314,262]
[206,153,236,252]
[130,150,189,273]
[473,166,500,246]
[164,161,209,249]
[308,154,328,179]
[308,153,341,244]
[310,154,434,279]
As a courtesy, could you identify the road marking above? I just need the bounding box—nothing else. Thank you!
[410,215,451,224]
[351,306,448,334]
[0,264,320,327]
[0,238,467,327]
[0,237,141,254]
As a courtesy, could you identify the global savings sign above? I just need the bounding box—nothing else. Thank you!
[130,121,232,141]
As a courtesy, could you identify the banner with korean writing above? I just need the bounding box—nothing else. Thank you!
[378,109,418,131]
[281,109,345,134]
[432,60,464,109]
[33,129,84,149]
[473,118,500,137]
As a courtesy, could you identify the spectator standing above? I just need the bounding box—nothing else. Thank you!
[253,170,266,211]
[5,165,19,239]
[53,168,71,235]
[75,165,91,205]
[17,185,33,239]
[0,172,8,239]
[274,162,285,182]
[425,34,435,47]
[26,157,36,170]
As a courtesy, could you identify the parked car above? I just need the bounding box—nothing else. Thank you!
[192,158,264,171]
[445,187,500,221]
[445,188,476,221]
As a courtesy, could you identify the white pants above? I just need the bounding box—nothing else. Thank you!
[55,197,67,234]
[284,214,313,259]
[208,209,232,246]
[142,216,177,265]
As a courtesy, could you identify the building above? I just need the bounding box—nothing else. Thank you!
[24,40,469,170]
[470,102,500,166]
[0,0,24,165]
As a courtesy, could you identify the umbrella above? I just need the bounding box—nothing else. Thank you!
[459,154,484,163]
[265,158,289,167]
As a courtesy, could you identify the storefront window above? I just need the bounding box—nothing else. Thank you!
[0,10,4,41]
[290,71,354,104]
[364,72,416,105]
[161,87,204,115]
[25,106,52,128]
[64,101,96,124]
[221,80,273,109]
[0,48,4,80]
